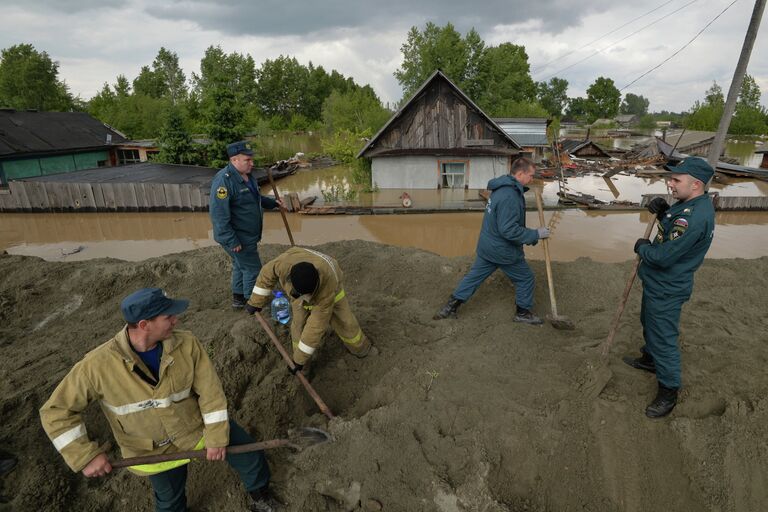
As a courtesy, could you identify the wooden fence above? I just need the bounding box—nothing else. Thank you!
[640,193,768,211]
[0,181,209,212]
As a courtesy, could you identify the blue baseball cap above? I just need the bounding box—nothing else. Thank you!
[121,288,189,323]
[226,140,254,157]
[664,157,714,184]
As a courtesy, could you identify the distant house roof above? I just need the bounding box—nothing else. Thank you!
[493,117,551,147]
[358,70,520,158]
[615,114,638,123]
[664,130,715,152]
[0,110,127,158]
[590,118,614,127]
[21,162,217,186]
[561,139,611,158]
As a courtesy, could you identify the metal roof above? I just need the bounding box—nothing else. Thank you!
[493,118,550,147]
[0,110,127,157]
[357,70,521,158]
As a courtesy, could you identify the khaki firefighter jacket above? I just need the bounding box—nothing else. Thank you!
[248,247,346,364]
[39,328,229,475]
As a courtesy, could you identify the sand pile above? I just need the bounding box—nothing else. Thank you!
[0,241,766,511]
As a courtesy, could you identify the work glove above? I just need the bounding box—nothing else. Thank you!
[634,238,651,253]
[647,197,670,219]
[537,227,551,240]
[244,304,262,315]
[288,362,304,375]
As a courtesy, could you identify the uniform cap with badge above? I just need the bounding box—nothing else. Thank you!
[226,140,254,157]
[663,156,715,184]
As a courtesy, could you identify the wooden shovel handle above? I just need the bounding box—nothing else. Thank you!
[599,216,657,357]
[266,166,295,246]
[534,190,558,317]
[111,439,291,469]
[253,312,335,419]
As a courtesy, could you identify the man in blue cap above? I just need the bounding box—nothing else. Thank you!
[210,141,284,310]
[625,157,716,418]
[40,288,279,511]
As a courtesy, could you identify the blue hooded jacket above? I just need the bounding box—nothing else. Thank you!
[476,175,539,264]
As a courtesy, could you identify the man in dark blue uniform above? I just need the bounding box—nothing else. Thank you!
[210,141,283,309]
[625,157,716,418]
[434,157,550,324]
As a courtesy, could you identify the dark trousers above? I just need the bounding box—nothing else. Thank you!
[640,288,687,389]
[452,255,535,310]
[225,245,263,298]
[147,420,270,512]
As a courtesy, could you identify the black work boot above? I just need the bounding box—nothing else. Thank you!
[433,297,463,320]
[513,305,543,325]
[622,352,656,374]
[249,486,281,512]
[232,293,247,310]
[645,385,678,418]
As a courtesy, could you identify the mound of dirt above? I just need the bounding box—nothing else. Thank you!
[1,241,767,511]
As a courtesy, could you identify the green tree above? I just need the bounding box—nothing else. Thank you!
[686,82,726,131]
[585,76,621,121]
[254,55,309,123]
[394,22,479,98]
[474,43,536,111]
[565,97,590,122]
[322,87,390,133]
[620,93,649,116]
[536,77,569,117]
[0,43,74,111]
[732,75,767,135]
[155,107,197,164]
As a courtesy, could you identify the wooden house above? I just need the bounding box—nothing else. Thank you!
[615,114,639,128]
[358,71,521,189]
[0,109,126,185]
[561,139,611,158]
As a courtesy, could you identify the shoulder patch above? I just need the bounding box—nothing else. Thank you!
[216,186,228,200]
[673,218,688,228]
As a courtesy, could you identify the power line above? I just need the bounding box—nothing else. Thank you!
[621,0,741,90]
[532,0,678,73]
[537,0,701,81]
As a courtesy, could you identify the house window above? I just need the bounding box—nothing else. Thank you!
[440,162,467,189]
[117,149,141,164]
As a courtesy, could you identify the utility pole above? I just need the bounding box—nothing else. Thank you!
[707,0,766,168]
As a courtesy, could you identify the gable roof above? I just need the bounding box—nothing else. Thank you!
[561,139,611,158]
[357,70,520,158]
[0,110,127,158]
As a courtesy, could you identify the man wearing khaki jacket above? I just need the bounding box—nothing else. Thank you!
[39,288,278,512]
[246,247,371,372]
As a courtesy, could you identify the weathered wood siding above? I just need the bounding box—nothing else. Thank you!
[365,80,515,157]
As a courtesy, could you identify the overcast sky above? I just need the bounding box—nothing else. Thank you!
[1,0,766,112]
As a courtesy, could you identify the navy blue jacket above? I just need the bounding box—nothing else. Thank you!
[638,193,715,298]
[476,175,539,265]
[209,164,277,251]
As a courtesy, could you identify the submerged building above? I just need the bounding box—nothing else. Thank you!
[358,70,522,190]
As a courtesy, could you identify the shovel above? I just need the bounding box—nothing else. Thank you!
[579,215,658,398]
[111,427,331,469]
[534,189,575,330]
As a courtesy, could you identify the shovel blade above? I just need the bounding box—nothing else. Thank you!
[288,427,333,450]
[548,315,576,330]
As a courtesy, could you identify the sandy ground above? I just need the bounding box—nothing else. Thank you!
[0,241,766,512]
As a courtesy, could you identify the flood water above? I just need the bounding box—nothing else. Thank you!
[1,209,766,263]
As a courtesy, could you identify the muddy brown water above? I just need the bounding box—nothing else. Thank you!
[1,209,766,262]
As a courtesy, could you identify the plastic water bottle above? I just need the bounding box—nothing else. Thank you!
[271,291,291,325]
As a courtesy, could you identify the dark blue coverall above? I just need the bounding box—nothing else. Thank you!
[209,163,277,299]
[452,175,540,310]
[637,193,715,389]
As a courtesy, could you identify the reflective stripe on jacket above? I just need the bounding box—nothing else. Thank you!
[248,247,344,363]
[39,328,229,475]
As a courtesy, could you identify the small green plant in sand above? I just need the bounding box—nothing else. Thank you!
[424,369,440,399]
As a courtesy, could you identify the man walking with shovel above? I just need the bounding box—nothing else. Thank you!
[39,288,279,511]
[434,157,549,324]
[625,157,715,418]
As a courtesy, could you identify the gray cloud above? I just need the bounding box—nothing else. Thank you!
[149,0,610,36]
